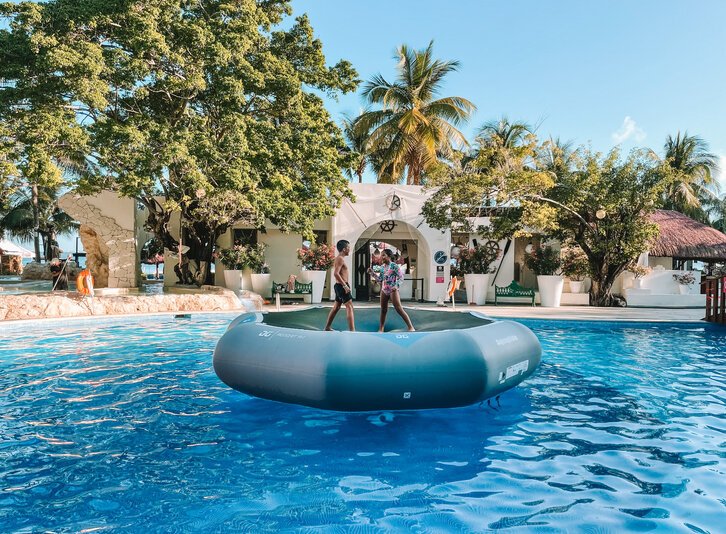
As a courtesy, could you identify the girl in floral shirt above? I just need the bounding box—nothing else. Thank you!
[370,249,415,332]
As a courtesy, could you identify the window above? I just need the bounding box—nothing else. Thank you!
[451,233,468,248]
[233,229,257,246]
[310,231,328,246]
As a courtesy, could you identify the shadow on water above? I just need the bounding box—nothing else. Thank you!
[216,385,535,484]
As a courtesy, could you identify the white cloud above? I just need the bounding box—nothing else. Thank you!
[611,116,647,144]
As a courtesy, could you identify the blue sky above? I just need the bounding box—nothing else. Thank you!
[293,0,726,184]
[8,1,726,253]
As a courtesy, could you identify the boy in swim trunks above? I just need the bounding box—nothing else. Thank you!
[324,240,355,331]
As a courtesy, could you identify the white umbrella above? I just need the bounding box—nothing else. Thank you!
[0,239,34,258]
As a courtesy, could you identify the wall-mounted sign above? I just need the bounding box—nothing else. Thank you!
[434,251,448,265]
[436,265,444,273]
[436,276,445,284]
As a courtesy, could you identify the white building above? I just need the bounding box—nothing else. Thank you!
[60,188,723,308]
[218,184,456,302]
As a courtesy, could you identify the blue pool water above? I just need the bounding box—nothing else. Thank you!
[0,314,724,532]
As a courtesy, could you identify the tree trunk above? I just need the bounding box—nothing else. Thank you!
[31,184,41,262]
[185,220,219,287]
[589,277,616,307]
[588,260,628,306]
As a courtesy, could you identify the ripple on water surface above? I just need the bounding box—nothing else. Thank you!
[0,315,724,532]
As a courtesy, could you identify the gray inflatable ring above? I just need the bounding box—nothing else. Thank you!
[213,307,541,411]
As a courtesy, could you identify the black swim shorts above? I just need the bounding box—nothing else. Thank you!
[334,283,353,304]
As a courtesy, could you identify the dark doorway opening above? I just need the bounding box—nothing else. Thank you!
[354,241,370,301]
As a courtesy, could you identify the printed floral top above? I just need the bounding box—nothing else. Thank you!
[374,261,404,292]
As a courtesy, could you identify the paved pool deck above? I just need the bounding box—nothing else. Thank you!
[263,301,708,323]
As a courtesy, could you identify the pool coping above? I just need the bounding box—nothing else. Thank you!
[0,304,714,332]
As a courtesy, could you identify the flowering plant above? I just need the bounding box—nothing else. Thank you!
[218,243,268,273]
[672,271,696,285]
[245,244,269,274]
[457,245,500,275]
[297,243,335,271]
[561,248,590,281]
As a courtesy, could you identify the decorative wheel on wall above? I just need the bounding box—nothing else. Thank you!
[386,194,401,211]
[379,220,396,233]
[484,240,500,256]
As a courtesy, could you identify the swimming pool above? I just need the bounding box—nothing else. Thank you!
[1,314,723,532]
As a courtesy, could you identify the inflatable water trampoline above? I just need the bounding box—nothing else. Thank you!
[213,307,541,411]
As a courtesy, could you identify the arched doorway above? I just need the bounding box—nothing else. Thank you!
[351,220,431,302]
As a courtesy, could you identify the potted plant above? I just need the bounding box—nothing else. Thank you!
[457,243,500,305]
[673,271,696,295]
[629,263,651,289]
[297,243,335,304]
[561,248,590,293]
[524,245,563,307]
[247,243,271,298]
[218,244,249,291]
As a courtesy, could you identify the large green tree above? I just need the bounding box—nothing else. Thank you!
[2,0,358,284]
[662,131,720,222]
[355,41,475,185]
[423,130,672,306]
[0,1,93,260]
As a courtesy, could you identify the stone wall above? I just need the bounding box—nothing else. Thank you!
[59,193,137,288]
[0,288,253,321]
[21,261,82,281]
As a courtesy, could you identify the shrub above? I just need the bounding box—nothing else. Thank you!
[218,243,268,273]
[524,245,561,276]
[456,244,500,275]
[561,248,590,281]
[673,271,696,285]
[628,263,651,279]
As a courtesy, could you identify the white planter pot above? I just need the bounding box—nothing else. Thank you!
[464,273,490,305]
[569,280,584,293]
[250,273,272,298]
[678,284,690,295]
[240,268,252,291]
[298,270,327,304]
[537,275,564,307]
[223,269,242,291]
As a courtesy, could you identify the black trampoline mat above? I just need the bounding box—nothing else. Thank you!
[259,307,493,332]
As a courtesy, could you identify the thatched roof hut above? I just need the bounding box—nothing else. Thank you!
[649,210,726,261]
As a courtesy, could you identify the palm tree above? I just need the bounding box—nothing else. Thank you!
[662,132,720,222]
[340,115,369,183]
[1,186,78,261]
[355,42,476,185]
[476,117,532,149]
[539,137,576,176]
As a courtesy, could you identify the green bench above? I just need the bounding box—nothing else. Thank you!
[495,281,536,306]
[272,280,313,310]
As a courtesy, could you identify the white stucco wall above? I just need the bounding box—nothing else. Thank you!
[330,184,451,302]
